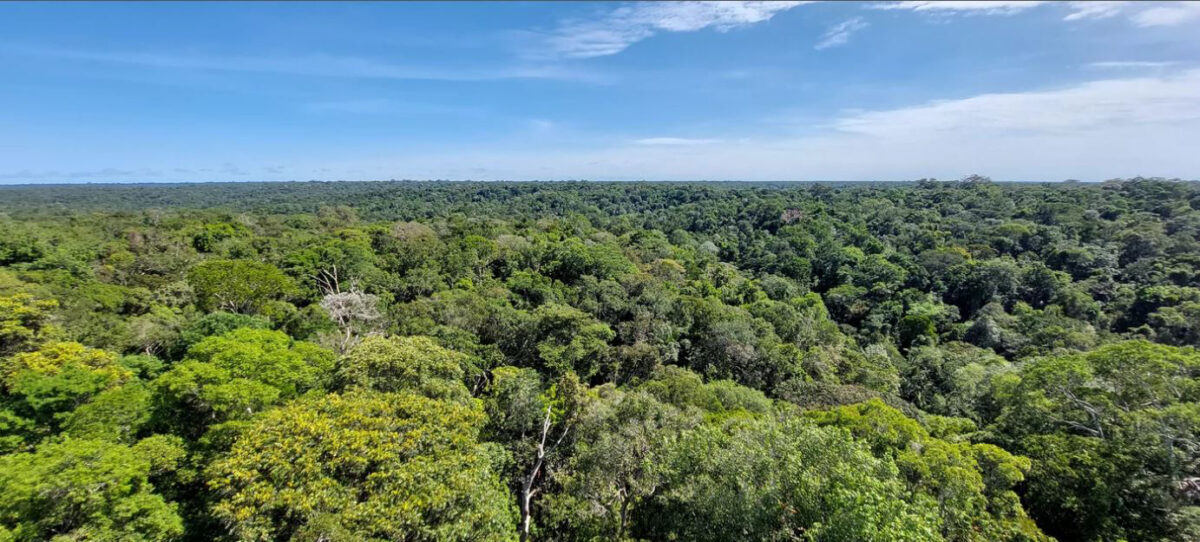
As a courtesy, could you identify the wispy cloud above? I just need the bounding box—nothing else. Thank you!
[633,137,723,145]
[815,17,869,50]
[303,99,485,117]
[0,167,166,181]
[12,69,1197,184]
[14,46,605,83]
[538,1,811,59]
[502,69,1199,179]
[869,1,1046,16]
[257,69,1200,183]
[832,69,1200,136]
[305,99,406,115]
[873,1,1200,28]
[1087,60,1180,69]
[528,119,557,132]
[1131,2,1200,27]
[1063,1,1128,21]
[1060,1,1200,27]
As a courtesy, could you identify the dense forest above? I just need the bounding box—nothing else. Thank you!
[1,178,1199,542]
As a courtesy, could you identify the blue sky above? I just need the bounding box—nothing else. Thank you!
[1,1,1198,183]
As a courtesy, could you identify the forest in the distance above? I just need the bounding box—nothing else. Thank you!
[1,177,1199,542]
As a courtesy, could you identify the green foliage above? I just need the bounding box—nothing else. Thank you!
[0,222,46,266]
[120,353,167,380]
[3,179,1200,541]
[483,366,546,441]
[807,400,1048,542]
[990,340,1200,542]
[173,311,271,356]
[187,259,293,314]
[899,342,1013,421]
[2,342,132,441]
[644,417,944,541]
[333,335,471,402]
[183,328,333,395]
[0,438,183,541]
[150,328,333,437]
[0,294,58,357]
[544,386,698,540]
[639,364,771,417]
[527,303,615,380]
[208,391,515,542]
[542,238,635,283]
[61,382,152,443]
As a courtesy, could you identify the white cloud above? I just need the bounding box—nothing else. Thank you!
[303,99,486,117]
[8,62,1200,184]
[17,47,605,83]
[869,1,1046,15]
[1063,1,1128,21]
[633,137,722,145]
[541,1,811,59]
[815,17,869,50]
[870,1,1199,29]
[195,69,1191,184]
[374,69,1200,181]
[1131,2,1200,27]
[1087,60,1180,69]
[831,69,1200,137]
[32,70,1196,183]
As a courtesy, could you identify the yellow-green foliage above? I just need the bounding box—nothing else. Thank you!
[334,335,471,402]
[3,341,128,387]
[208,390,515,542]
[0,294,58,356]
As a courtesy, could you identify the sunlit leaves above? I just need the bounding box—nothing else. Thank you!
[208,391,515,542]
[0,438,184,541]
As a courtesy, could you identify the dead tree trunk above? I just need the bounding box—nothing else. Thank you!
[520,405,569,542]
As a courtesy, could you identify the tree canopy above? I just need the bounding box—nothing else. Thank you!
[2,178,1199,541]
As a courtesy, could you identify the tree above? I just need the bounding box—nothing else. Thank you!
[638,365,771,417]
[545,387,698,540]
[9,177,1200,542]
[333,335,470,403]
[1148,300,1200,346]
[61,382,152,443]
[0,438,183,541]
[680,296,798,391]
[150,328,333,438]
[990,341,1200,542]
[208,391,515,542]
[2,342,132,441]
[170,311,271,359]
[483,368,583,542]
[187,259,293,314]
[642,416,944,542]
[182,328,333,397]
[126,305,184,357]
[525,304,614,381]
[0,293,58,356]
[899,342,1013,421]
[319,288,382,354]
[807,400,1048,542]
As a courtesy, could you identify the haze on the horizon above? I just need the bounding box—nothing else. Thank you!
[1,1,1199,184]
